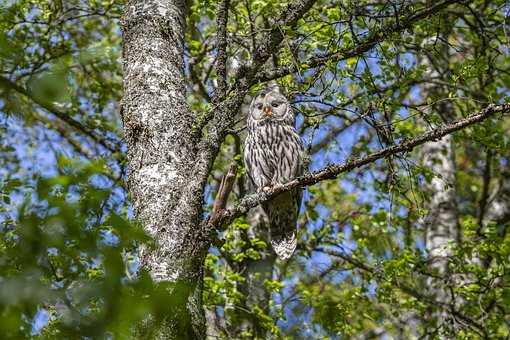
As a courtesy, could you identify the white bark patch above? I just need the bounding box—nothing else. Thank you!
[156,3,171,17]
[421,135,458,269]
[138,163,179,187]
[420,134,458,325]
[133,163,179,235]
[149,257,180,282]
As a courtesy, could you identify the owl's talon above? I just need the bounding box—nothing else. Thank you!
[258,183,283,194]
[256,186,270,194]
[272,182,284,190]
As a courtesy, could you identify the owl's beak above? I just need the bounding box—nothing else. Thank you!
[263,106,273,116]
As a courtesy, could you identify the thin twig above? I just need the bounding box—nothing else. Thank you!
[0,75,120,153]
[255,0,466,82]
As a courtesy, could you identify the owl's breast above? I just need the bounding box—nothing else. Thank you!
[253,123,294,147]
[245,121,304,187]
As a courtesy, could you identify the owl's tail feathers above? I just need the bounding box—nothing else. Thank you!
[270,231,297,260]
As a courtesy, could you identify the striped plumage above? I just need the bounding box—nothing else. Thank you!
[244,86,304,259]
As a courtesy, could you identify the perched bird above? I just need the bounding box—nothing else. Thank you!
[244,86,305,259]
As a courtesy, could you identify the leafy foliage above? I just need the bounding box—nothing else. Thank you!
[1,0,509,338]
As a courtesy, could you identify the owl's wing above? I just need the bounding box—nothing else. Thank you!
[243,139,257,190]
[275,129,304,181]
[268,136,304,259]
[244,136,277,190]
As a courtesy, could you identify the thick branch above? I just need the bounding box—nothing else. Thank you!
[197,0,319,134]
[209,103,510,230]
[0,75,121,153]
[247,0,317,69]
[210,163,237,225]
[213,0,230,99]
[255,0,465,82]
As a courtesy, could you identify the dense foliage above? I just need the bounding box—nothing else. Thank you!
[1,0,509,338]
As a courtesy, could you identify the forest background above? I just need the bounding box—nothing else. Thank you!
[0,0,509,338]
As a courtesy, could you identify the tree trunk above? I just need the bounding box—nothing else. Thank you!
[422,132,459,270]
[238,207,276,337]
[419,16,460,334]
[121,0,207,338]
[421,132,459,337]
[483,164,510,229]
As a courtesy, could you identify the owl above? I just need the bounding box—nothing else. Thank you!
[244,86,305,259]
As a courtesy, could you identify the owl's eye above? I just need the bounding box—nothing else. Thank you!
[256,103,263,110]
[271,102,280,108]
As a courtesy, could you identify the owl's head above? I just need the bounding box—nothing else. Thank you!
[248,86,293,125]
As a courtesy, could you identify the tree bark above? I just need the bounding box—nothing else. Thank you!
[238,207,276,337]
[483,164,510,229]
[121,1,207,338]
[419,20,460,334]
[422,132,459,272]
[420,132,460,338]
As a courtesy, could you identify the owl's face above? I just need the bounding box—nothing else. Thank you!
[249,87,292,124]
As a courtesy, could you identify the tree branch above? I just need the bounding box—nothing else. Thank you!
[0,75,121,154]
[255,0,466,83]
[193,0,321,179]
[213,0,230,100]
[209,163,237,226]
[250,0,317,65]
[230,0,319,90]
[196,0,319,135]
[208,103,510,230]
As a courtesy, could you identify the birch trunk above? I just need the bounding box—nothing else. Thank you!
[121,1,207,337]
[422,132,459,273]
[421,133,459,337]
[483,165,510,229]
[419,17,460,334]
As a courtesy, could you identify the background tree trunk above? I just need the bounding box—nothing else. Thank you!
[422,132,459,328]
[238,207,276,337]
[419,16,460,335]
[483,165,510,231]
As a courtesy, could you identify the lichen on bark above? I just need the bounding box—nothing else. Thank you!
[121,0,207,337]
